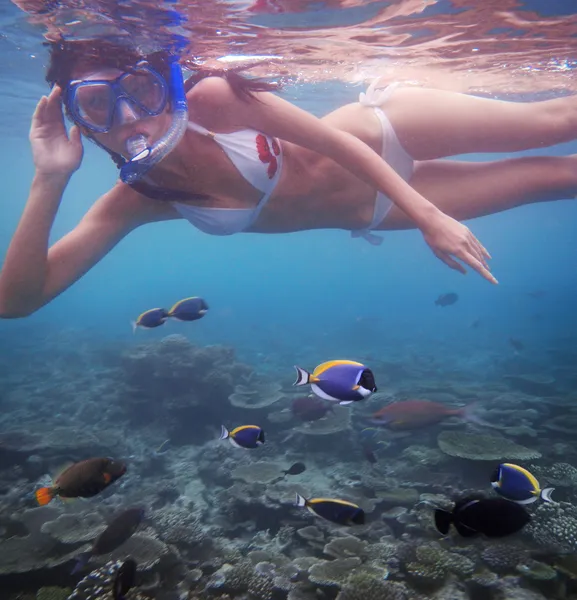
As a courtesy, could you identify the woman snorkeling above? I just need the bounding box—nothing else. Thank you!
[1,38,576,318]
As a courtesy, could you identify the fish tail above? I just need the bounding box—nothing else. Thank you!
[293,366,312,386]
[71,551,91,574]
[434,509,453,535]
[130,320,138,334]
[295,493,307,507]
[541,487,555,503]
[35,486,55,506]
[219,425,230,440]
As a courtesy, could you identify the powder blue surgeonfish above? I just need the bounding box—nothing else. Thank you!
[132,308,168,331]
[293,360,377,405]
[167,296,209,321]
[220,425,265,449]
[491,463,555,504]
[132,296,208,331]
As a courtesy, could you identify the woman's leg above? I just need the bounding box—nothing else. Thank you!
[382,87,577,160]
[379,155,577,230]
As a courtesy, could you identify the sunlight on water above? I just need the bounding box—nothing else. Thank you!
[3,0,577,95]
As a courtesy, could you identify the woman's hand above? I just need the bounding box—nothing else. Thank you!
[421,211,497,284]
[30,85,83,177]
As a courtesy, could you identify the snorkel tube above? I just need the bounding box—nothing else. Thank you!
[120,53,188,184]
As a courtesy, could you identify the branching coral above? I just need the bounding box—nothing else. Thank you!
[67,559,149,600]
[527,501,577,553]
[336,575,408,600]
[405,542,474,586]
[152,506,207,548]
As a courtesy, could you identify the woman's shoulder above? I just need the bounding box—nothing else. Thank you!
[186,76,236,106]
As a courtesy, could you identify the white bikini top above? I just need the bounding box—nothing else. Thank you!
[171,122,283,235]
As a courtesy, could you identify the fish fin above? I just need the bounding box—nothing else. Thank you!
[220,425,229,440]
[131,320,138,333]
[433,509,453,535]
[514,496,538,505]
[352,385,360,391]
[310,384,337,402]
[339,400,354,406]
[103,472,112,484]
[71,551,91,574]
[293,366,312,386]
[35,487,56,506]
[540,488,555,503]
[454,521,479,538]
[52,462,74,480]
[295,493,307,507]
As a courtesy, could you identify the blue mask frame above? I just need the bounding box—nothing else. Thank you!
[66,62,168,134]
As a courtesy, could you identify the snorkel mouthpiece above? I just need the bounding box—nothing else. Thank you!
[120,58,188,184]
[126,136,150,161]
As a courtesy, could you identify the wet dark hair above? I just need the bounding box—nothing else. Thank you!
[45,38,280,100]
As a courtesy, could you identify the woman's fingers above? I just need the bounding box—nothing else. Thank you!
[31,95,47,125]
[467,240,490,271]
[457,249,498,284]
[44,86,66,124]
[435,251,467,275]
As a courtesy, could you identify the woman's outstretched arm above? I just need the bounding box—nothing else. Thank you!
[189,77,496,284]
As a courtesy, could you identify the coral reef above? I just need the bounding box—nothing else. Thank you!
[2,326,577,600]
[228,380,284,409]
[437,431,542,460]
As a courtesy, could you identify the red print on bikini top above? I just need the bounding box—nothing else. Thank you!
[256,134,281,179]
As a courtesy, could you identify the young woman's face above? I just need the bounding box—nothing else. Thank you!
[70,67,173,158]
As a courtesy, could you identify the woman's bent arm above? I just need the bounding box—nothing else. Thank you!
[0,181,150,318]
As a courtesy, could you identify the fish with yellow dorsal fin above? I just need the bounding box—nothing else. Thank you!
[293,360,376,405]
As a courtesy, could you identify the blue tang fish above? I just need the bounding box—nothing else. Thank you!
[167,297,209,321]
[295,493,365,526]
[220,425,265,449]
[293,360,377,405]
[491,463,555,504]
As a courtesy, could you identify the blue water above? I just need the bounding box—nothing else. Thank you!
[1,102,576,361]
[1,1,577,597]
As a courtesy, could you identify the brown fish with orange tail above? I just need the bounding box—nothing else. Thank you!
[370,399,482,430]
[35,457,126,506]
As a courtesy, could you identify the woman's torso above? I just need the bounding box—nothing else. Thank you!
[129,101,384,233]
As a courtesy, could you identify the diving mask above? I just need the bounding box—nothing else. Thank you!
[66,62,168,133]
